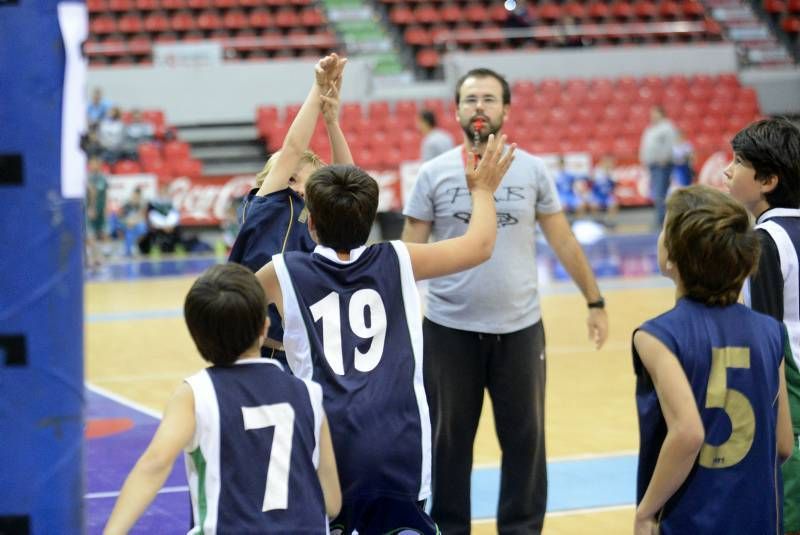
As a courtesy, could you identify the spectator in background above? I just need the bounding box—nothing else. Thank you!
[86,157,109,266]
[142,182,181,254]
[639,105,678,228]
[116,187,148,257]
[589,154,619,227]
[503,0,532,48]
[87,87,112,126]
[554,156,588,218]
[124,109,155,160]
[671,129,695,188]
[99,107,126,164]
[81,123,104,160]
[555,14,588,48]
[417,109,454,162]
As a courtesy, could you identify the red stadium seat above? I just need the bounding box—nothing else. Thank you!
[196,10,223,31]
[214,0,239,8]
[563,1,587,19]
[611,1,635,21]
[118,15,144,34]
[113,160,142,175]
[134,0,159,11]
[782,16,800,34]
[138,142,162,164]
[170,11,196,32]
[141,110,165,128]
[87,0,107,12]
[143,12,170,33]
[537,2,562,22]
[249,8,274,28]
[300,8,325,28]
[108,0,133,11]
[405,26,432,46]
[634,0,658,20]
[90,15,117,35]
[187,0,212,8]
[161,0,187,8]
[163,141,191,161]
[395,100,418,118]
[171,158,203,178]
[659,0,681,19]
[275,8,300,28]
[223,9,248,30]
[440,4,463,25]
[488,3,511,23]
[416,48,440,68]
[464,3,489,24]
[368,101,390,120]
[414,5,441,25]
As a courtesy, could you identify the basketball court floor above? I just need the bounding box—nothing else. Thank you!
[83,230,675,534]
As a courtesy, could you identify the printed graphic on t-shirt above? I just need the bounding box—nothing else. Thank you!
[447,185,527,228]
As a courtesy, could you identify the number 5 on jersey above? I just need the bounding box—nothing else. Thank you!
[309,289,387,375]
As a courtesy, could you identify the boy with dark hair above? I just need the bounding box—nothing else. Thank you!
[105,263,340,534]
[256,134,515,534]
[726,117,800,535]
[633,185,794,535]
[229,53,351,361]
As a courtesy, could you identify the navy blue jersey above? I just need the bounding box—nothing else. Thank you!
[634,298,784,534]
[228,188,316,343]
[274,241,431,502]
[184,359,327,533]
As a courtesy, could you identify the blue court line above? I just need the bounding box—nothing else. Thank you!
[472,456,636,519]
[87,309,184,323]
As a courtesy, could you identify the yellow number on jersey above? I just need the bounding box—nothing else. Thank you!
[698,347,755,469]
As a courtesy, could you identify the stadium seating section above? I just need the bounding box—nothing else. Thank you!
[763,0,800,47]
[99,109,204,179]
[256,72,760,171]
[86,0,339,65]
[381,0,722,74]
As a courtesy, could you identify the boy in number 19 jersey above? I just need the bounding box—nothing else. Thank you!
[256,135,516,534]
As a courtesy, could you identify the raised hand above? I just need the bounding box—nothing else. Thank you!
[466,134,516,193]
[320,81,341,125]
[314,53,344,94]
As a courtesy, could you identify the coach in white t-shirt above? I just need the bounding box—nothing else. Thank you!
[403,68,609,534]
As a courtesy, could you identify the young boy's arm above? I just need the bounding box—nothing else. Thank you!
[633,330,705,534]
[405,134,515,280]
[104,383,196,535]
[320,62,353,166]
[317,415,342,518]
[777,358,794,462]
[256,261,284,316]
[257,54,340,197]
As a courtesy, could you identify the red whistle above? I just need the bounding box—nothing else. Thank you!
[473,117,485,131]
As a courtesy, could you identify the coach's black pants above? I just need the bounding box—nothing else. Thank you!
[423,318,547,535]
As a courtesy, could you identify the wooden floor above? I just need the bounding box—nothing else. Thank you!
[86,264,674,533]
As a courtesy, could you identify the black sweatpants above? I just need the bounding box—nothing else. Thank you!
[423,318,547,535]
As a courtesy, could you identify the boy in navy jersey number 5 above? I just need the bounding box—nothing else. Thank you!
[633,185,794,535]
[256,134,515,534]
[105,263,340,534]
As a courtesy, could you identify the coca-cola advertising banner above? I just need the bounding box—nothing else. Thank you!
[109,151,731,226]
[108,174,254,226]
[109,171,402,226]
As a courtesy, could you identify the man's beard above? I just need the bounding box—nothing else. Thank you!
[460,114,503,145]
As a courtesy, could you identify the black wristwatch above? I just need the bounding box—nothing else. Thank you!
[587,297,605,309]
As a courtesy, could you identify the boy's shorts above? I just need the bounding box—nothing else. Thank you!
[330,496,439,535]
[784,434,800,532]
